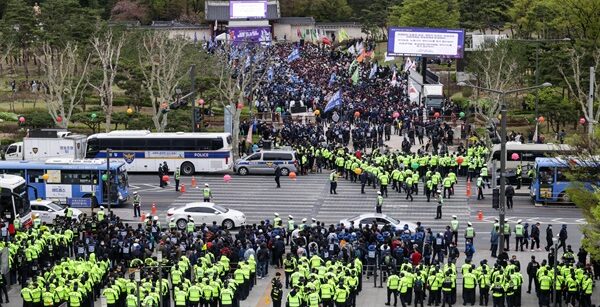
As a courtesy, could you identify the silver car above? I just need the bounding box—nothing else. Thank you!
[339,213,418,231]
[233,150,298,176]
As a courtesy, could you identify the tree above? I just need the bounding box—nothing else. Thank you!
[1,0,37,78]
[525,87,577,133]
[89,28,125,132]
[460,0,511,33]
[37,42,90,128]
[110,0,151,23]
[388,0,459,28]
[211,45,270,157]
[39,0,97,45]
[557,47,600,134]
[466,40,526,120]
[565,129,600,260]
[359,0,400,40]
[138,31,188,132]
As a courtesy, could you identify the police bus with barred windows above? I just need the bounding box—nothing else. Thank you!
[488,142,572,185]
[85,130,233,175]
[0,174,33,228]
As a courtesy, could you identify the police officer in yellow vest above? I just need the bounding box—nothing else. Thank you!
[464,221,475,244]
[186,217,195,233]
[538,270,552,306]
[97,206,105,222]
[376,192,384,213]
[286,287,302,307]
[330,170,338,194]
[103,285,118,307]
[450,215,459,245]
[203,183,212,202]
[385,271,399,306]
[286,215,295,245]
[334,281,348,307]
[174,167,181,191]
[516,164,522,189]
[221,282,235,307]
[273,213,282,227]
[514,220,525,252]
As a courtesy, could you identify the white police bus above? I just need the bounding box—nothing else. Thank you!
[85,131,233,175]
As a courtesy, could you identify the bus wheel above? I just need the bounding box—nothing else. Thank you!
[558,192,570,203]
[181,162,195,176]
[237,167,249,176]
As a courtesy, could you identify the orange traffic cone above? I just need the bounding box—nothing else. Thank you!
[140,212,146,222]
[151,203,157,216]
[181,184,186,193]
[191,176,197,188]
[477,210,483,221]
[466,179,472,197]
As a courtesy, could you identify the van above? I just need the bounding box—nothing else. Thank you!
[234,150,297,176]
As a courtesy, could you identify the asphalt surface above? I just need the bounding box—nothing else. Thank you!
[5,131,596,306]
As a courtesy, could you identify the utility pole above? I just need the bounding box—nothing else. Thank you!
[190,64,197,132]
[498,101,507,255]
[589,66,595,135]
[106,148,111,211]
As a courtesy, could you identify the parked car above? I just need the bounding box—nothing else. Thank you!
[30,199,82,224]
[166,202,246,230]
[339,213,418,231]
[234,150,297,176]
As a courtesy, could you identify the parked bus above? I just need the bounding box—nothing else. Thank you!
[85,131,233,175]
[488,142,572,184]
[530,157,597,205]
[0,159,129,206]
[0,174,33,227]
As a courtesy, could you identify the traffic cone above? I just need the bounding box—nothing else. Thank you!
[151,203,157,216]
[181,184,186,193]
[140,212,146,222]
[477,210,483,221]
[466,179,472,197]
[191,176,197,188]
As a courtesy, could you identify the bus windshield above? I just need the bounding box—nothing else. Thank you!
[14,182,31,217]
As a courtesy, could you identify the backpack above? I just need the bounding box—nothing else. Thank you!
[414,278,424,291]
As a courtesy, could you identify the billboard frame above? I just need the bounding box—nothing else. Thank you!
[229,0,268,20]
[387,27,465,59]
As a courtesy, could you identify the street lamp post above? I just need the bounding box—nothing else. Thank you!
[107,148,111,211]
[552,237,558,307]
[457,81,552,254]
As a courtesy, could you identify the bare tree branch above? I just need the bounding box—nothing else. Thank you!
[37,42,90,128]
[89,29,125,132]
[138,31,187,132]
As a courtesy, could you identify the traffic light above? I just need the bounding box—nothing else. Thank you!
[492,188,500,209]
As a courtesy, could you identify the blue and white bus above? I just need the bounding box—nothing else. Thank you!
[85,131,233,175]
[530,157,597,205]
[0,159,130,206]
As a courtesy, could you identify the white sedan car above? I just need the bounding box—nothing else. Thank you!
[166,202,246,230]
[339,213,418,231]
[30,199,82,224]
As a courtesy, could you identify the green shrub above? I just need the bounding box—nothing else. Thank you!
[0,112,18,122]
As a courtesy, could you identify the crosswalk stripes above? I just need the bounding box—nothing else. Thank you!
[127,173,473,232]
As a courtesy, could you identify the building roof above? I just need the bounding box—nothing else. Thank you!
[276,17,315,26]
[205,0,280,21]
[143,21,209,29]
[316,22,362,28]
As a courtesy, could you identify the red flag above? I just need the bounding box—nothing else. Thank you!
[322,37,331,45]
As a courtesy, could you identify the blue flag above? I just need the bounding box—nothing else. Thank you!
[268,67,274,81]
[369,63,378,79]
[287,48,300,62]
[324,90,342,112]
[328,72,336,86]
